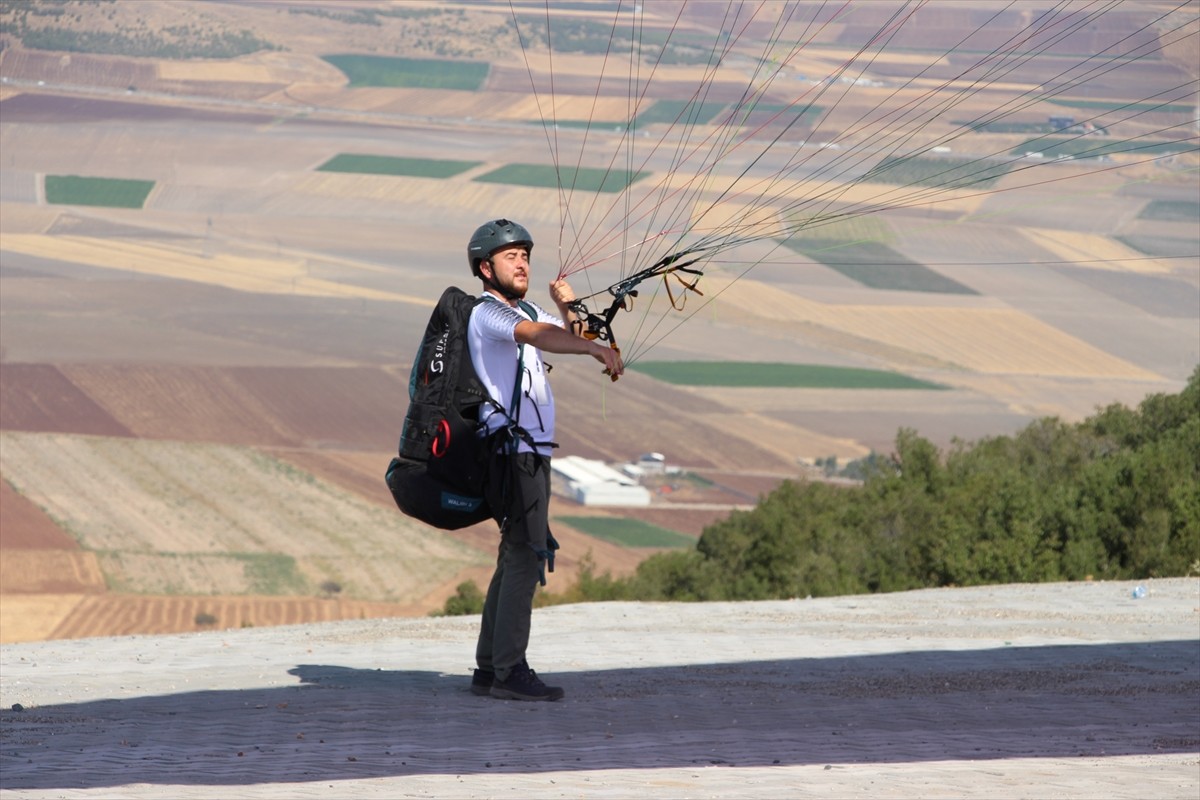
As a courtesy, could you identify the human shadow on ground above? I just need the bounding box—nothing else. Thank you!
[2,639,1197,790]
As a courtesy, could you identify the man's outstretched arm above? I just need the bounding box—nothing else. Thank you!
[514,320,624,377]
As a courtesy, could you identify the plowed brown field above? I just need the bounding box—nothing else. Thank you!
[0,364,133,437]
[0,478,80,550]
[1,361,794,470]
[0,593,424,643]
[1,362,405,450]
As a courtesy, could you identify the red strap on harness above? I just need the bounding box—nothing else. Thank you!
[431,419,451,458]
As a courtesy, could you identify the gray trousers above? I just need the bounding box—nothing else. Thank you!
[475,451,550,680]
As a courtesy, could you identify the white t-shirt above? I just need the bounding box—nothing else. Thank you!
[467,294,560,456]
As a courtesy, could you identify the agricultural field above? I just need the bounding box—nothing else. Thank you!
[870,156,1012,190]
[44,175,155,208]
[0,0,1195,644]
[785,240,980,294]
[629,362,946,389]
[703,275,1173,381]
[1009,137,1196,160]
[318,154,482,178]
[0,431,489,602]
[633,99,727,127]
[473,163,651,193]
[1139,200,1200,223]
[0,592,426,644]
[321,54,489,90]
[555,516,696,549]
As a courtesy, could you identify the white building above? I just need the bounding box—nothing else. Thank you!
[552,455,652,507]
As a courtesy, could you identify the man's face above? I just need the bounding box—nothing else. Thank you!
[486,243,530,299]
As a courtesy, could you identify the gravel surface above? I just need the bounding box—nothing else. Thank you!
[1,578,1197,799]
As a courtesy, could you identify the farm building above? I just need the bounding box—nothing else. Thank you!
[552,456,652,507]
[622,452,678,481]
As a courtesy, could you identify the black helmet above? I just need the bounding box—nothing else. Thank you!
[468,218,533,277]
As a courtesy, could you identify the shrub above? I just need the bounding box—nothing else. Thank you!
[437,581,484,616]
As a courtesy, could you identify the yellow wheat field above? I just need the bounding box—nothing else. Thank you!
[157,60,277,83]
[662,171,990,217]
[695,409,870,462]
[945,372,1171,421]
[489,93,634,123]
[156,51,342,85]
[291,173,565,226]
[691,200,787,240]
[50,594,424,640]
[708,277,1161,380]
[0,593,425,643]
[273,86,621,122]
[0,550,106,594]
[0,202,60,234]
[1022,227,1175,274]
[0,594,87,644]
[0,234,425,304]
[515,51,738,84]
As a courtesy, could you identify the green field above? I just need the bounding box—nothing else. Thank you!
[474,163,649,193]
[1138,200,1200,222]
[787,214,895,246]
[534,98,812,133]
[964,121,1059,134]
[44,175,155,209]
[730,101,823,121]
[321,54,488,89]
[633,99,727,127]
[1115,235,1198,259]
[1052,99,1195,115]
[868,155,1010,189]
[317,153,481,178]
[557,516,694,548]
[1010,137,1194,159]
[788,240,978,294]
[531,119,611,130]
[629,362,945,389]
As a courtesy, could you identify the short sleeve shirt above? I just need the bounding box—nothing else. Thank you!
[467,294,560,456]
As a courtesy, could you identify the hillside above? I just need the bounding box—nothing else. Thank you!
[1,0,1196,642]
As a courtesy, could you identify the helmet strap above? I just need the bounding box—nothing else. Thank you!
[480,259,524,302]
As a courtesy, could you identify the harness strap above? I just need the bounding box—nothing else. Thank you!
[481,296,559,540]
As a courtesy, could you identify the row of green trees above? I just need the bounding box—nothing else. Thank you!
[441,367,1198,614]
[0,2,279,60]
[513,15,713,66]
[12,26,278,59]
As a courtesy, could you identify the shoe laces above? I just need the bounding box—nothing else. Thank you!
[512,662,545,687]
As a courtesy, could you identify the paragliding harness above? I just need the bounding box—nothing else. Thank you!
[385,287,556,578]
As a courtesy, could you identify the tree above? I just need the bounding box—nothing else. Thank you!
[595,367,1200,601]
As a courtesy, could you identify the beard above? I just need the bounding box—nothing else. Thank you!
[495,272,527,300]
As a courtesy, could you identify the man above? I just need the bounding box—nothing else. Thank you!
[465,218,623,702]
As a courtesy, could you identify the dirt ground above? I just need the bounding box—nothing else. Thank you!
[0,578,1196,799]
